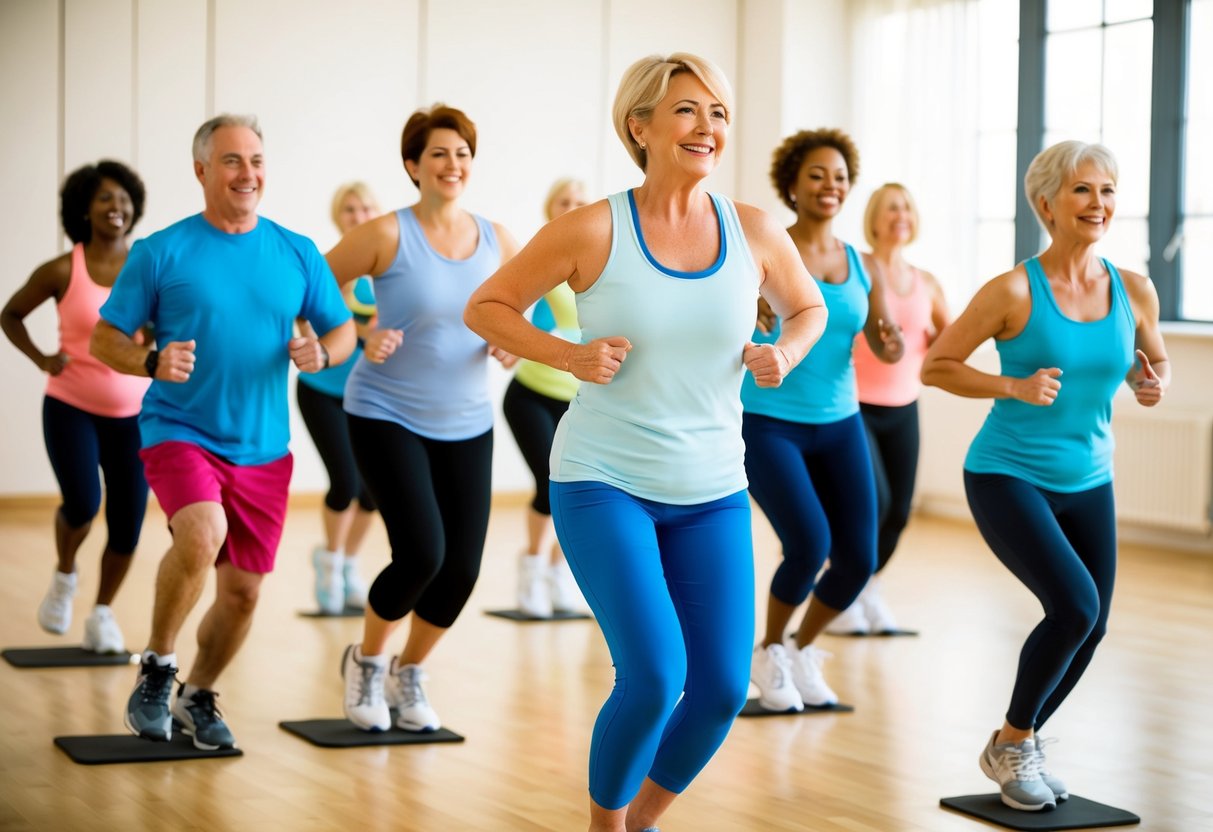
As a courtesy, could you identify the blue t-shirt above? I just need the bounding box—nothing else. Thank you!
[100,213,352,465]
[742,242,870,424]
[965,257,1135,491]
[298,276,375,399]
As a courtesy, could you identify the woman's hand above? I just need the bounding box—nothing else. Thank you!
[488,344,518,369]
[1129,349,1163,406]
[567,336,631,384]
[40,352,70,376]
[1011,367,1062,405]
[363,328,404,364]
[743,342,792,388]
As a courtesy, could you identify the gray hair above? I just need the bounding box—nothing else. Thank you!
[192,114,262,164]
[1024,140,1118,231]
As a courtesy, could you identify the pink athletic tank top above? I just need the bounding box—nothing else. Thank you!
[45,244,150,417]
[853,266,933,407]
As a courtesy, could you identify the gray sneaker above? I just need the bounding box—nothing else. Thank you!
[979,731,1057,811]
[1033,736,1070,801]
[124,653,177,741]
[171,685,236,750]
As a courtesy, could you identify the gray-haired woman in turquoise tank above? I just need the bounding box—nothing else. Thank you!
[466,53,826,832]
[923,141,1169,812]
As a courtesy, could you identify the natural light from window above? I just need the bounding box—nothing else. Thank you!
[1183,0,1212,320]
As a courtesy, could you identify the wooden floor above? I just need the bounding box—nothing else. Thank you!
[0,499,1210,832]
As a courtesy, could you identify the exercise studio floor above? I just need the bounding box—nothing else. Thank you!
[1,498,1210,832]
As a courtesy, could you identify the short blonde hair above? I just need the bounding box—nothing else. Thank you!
[612,53,734,171]
[863,183,919,248]
[1025,140,1119,230]
[330,181,380,230]
[543,178,588,222]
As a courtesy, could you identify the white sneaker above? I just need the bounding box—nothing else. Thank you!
[342,558,368,610]
[340,644,390,732]
[786,640,838,707]
[385,659,441,732]
[548,559,587,613]
[861,580,898,633]
[979,731,1057,811]
[750,643,804,712]
[825,600,870,635]
[517,553,553,618]
[82,605,125,653]
[1033,736,1070,801]
[37,570,77,635]
[312,546,345,614]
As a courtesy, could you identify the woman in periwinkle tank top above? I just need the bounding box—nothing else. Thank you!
[467,53,827,832]
[325,105,521,736]
[744,129,905,715]
[923,141,1169,812]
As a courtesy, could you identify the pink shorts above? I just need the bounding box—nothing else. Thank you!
[139,441,293,574]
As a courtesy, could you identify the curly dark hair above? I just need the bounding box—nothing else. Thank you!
[769,128,861,212]
[59,160,146,244]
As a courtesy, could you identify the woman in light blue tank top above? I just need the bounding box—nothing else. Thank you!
[325,105,521,736]
[466,54,827,832]
[923,141,1170,812]
[743,128,906,716]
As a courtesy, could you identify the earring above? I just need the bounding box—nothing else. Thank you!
[640,142,647,150]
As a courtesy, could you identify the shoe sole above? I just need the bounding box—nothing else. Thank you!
[979,751,1056,812]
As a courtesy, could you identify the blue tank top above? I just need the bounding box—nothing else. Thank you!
[343,207,500,440]
[298,276,375,399]
[965,257,1135,492]
[549,190,760,504]
[741,242,870,424]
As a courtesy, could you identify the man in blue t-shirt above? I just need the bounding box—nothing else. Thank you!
[91,114,354,750]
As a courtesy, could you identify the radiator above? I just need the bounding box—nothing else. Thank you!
[1113,408,1213,534]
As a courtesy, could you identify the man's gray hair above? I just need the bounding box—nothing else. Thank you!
[192,114,262,164]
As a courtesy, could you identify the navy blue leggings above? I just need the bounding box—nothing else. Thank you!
[297,381,377,513]
[964,471,1117,731]
[550,481,754,810]
[860,401,920,572]
[502,378,568,515]
[743,412,877,610]
[42,395,148,553]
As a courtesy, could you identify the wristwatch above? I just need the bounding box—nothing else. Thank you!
[144,349,159,379]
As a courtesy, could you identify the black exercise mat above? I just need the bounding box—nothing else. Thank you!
[54,733,242,765]
[297,607,364,618]
[484,609,592,622]
[940,794,1140,830]
[2,646,136,668]
[826,628,919,637]
[279,719,464,748]
[738,698,854,717]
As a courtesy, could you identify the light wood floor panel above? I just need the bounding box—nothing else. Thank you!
[0,501,1210,831]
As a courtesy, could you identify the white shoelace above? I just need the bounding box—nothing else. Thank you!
[350,662,386,707]
[1001,742,1044,781]
[398,667,428,706]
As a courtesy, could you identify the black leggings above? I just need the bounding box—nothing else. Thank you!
[502,378,569,515]
[42,395,147,553]
[860,401,920,572]
[348,414,493,627]
[297,381,376,513]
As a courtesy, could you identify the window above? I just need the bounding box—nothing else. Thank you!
[1183,0,1212,319]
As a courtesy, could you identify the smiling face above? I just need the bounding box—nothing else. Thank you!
[631,72,728,179]
[335,192,378,234]
[405,127,472,201]
[872,187,915,246]
[196,125,264,229]
[1041,161,1116,243]
[791,146,850,219]
[547,183,588,220]
[88,177,134,240]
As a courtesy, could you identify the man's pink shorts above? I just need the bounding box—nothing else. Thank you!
[139,441,293,574]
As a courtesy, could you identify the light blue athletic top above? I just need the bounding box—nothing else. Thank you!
[343,207,500,440]
[741,242,870,424]
[100,213,352,465]
[549,190,760,504]
[298,276,375,399]
[965,257,1136,492]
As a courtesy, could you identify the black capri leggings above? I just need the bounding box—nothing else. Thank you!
[297,381,376,513]
[502,377,570,515]
[860,401,920,572]
[347,413,493,627]
[42,395,148,553]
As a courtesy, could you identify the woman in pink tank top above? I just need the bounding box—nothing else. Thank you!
[832,183,949,635]
[1,160,151,655]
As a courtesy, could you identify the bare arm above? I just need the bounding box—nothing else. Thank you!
[326,212,399,287]
[1,255,70,373]
[91,319,196,382]
[1121,268,1170,406]
[921,269,951,345]
[860,252,905,363]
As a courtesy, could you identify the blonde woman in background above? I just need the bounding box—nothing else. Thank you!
[297,182,383,614]
[506,177,590,618]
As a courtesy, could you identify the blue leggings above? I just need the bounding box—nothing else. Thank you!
[964,471,1117,731]
[742,412,877,610]
[550,481,754,810]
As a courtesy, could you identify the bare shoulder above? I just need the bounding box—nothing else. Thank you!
[981,264,1030,303]
[1115,266,1157,298]
[732,200,784,242]
[489,220,521,259]
[545,198,613,243]
[31,252,73,292]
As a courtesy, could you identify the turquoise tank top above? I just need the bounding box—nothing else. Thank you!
[965,257,1136,492]
[298,276,375,399]
[741,242,870,424]
[343,207,500,440]
[549,190,760,504]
